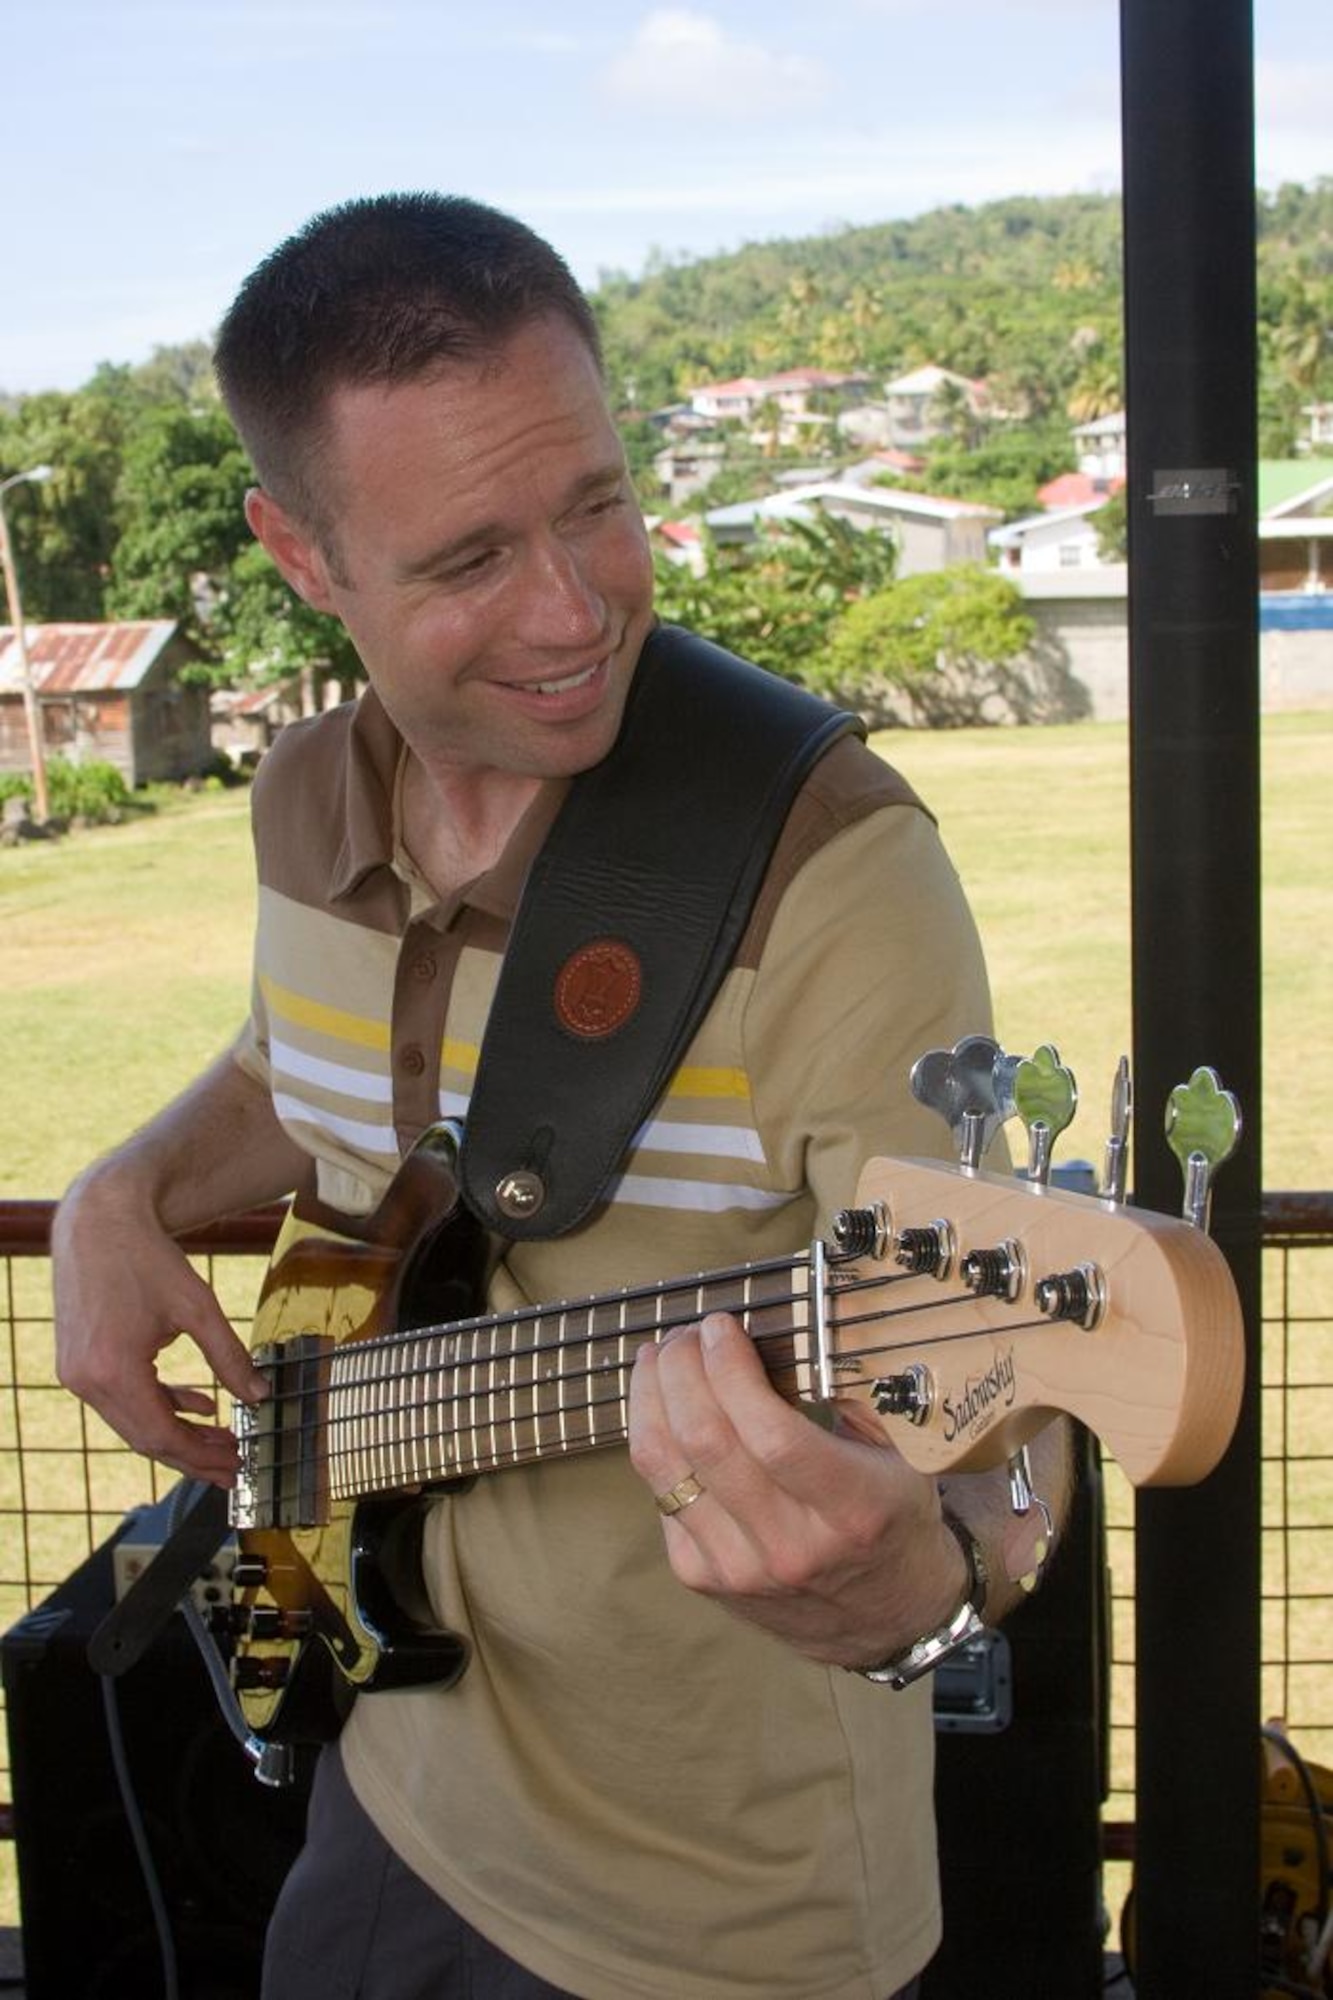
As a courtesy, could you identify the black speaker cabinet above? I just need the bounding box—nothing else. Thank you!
[921,1427,1110,1999]
[3,1521,313,2000]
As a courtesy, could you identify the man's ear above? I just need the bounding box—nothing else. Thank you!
[245,488,340,610]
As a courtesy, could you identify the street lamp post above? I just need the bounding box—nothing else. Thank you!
[0,464,54,824]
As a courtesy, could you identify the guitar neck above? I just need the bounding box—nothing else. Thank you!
[326,1252,814,1500]
[239,1147,1247,1533]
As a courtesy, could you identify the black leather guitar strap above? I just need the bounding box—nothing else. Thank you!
[459,623,862,1239]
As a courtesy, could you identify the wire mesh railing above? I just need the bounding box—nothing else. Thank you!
[2,1192,1330,1926]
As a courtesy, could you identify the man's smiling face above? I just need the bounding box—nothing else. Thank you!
[251,313,655,783]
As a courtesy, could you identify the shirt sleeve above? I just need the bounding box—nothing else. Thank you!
[231,966,273,1091]
[741,798,999,1229]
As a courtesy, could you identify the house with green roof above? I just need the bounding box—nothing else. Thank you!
[1258,461,1333,594]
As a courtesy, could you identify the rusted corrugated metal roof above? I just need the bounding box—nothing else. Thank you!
[0,621,179,696]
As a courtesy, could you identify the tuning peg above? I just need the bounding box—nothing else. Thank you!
[1164,1067,1242,1230]
[910,1034,1024,1169]
[1100,1056,1133,1203]
[1012,1044,1078,1185]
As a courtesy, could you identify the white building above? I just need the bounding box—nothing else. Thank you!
[704,480,1001,576]
[881,365,990,450]
[1071,411,1126,483]
[991,502,1109,574]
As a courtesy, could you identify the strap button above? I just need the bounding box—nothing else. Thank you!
[495,1170,546,1219]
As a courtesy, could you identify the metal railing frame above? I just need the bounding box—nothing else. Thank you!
[2,1192,1331,1872]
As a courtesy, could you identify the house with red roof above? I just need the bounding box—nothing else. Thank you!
[685,368,868,426]
[0,621,209,787]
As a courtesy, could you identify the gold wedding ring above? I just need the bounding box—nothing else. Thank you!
[655,1472,706,1517]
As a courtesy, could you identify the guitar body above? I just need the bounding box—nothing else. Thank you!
[231,1130,488,1742]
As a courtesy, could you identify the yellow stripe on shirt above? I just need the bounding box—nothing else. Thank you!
[668,1065,751,1101]
[259,974,392,1052]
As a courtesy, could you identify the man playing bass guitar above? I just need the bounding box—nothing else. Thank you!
[53,193,1070,2000]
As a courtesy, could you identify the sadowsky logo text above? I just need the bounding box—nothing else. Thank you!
[941,1347,1017,1441]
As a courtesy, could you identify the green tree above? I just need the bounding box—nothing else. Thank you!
[0,386,129,618]
[913,420,1075,518]
[810,566,1040,725]
[1095,490,1129,563]
[107,404,253,655]
[211,540,362,693]
[129,340,220,407]
[654,509,897,683]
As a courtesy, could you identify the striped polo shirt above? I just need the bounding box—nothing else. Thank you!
[233,679,975,1269]
[232,670,1000,2000]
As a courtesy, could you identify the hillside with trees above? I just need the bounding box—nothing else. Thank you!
[1,184,1329,715]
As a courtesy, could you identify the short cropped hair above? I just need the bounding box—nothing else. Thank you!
[214,192,602,541]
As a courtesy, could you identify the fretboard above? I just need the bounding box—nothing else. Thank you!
[326,1253,814,1501]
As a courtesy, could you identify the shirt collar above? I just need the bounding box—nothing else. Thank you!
[327,685,569,922]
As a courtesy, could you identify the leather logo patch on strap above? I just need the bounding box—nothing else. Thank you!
[554,939,643,1040]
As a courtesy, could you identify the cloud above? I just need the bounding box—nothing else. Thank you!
[496,27,584,54]
[600,10,829,118]
[1257,56,1333,125]
[1255,57,1333,183]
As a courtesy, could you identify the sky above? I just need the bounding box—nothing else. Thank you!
[4,0,1329,397]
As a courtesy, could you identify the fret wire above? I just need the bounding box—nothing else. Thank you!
[617,1287,629,1433]
[320,1280,809,1495]
[305,1255,820,1494]
[260,1272,940,1448]
[354,1251,811,1360]
[292,1334,803,1497]
[265,1265,964,1493]
[320,1327,793,1494]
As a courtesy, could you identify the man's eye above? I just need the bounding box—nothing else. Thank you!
[444,549,498,582]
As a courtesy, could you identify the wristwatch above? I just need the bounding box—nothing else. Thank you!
[850,1510,989,1690]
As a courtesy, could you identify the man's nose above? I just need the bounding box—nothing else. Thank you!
[516,538,608,648]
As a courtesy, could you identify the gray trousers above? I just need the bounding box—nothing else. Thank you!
[263,1745,923,2000]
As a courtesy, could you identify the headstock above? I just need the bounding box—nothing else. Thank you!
[827,1038,1246,1491]
[826,1153,1243,1485]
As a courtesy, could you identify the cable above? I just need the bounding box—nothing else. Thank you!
[92,1476,300,2000]
[1263,1723,1332,1935]
[97,1668,179,2000]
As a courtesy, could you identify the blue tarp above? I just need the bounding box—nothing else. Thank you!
[1260,592,1333,631]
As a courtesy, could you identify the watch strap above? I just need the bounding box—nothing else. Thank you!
[849,1509,989,1690]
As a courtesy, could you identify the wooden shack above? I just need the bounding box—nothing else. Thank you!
[0,621,210,788]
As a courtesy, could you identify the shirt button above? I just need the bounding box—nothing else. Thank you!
[412,952,438,982]
[400,1044,426,1077]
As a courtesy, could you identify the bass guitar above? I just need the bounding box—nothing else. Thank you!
[224,1049,1244,1747]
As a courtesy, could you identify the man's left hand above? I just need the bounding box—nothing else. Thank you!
[629,1311,970,1668]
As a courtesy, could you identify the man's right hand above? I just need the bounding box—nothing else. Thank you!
[52,1174,272,1487]
[50,1048,307,1487]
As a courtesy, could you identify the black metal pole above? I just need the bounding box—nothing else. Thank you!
[1120,3,1263,1993]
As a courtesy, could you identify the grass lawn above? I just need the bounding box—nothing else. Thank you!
[0,790,258,1198]
[0,714,1328,1937]
[1,712,1328,1196]
[889,709,1332,1195]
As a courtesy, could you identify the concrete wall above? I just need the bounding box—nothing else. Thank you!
[1021,584,1333,721]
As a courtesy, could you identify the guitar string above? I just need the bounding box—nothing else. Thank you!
[240,1274,1045,1499]
[248,1281,815,1493]
[315,1248,815,1359]
[251,1280,1024,1491]
[243,1259,897,1478]
[322,1294,1040,1486]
